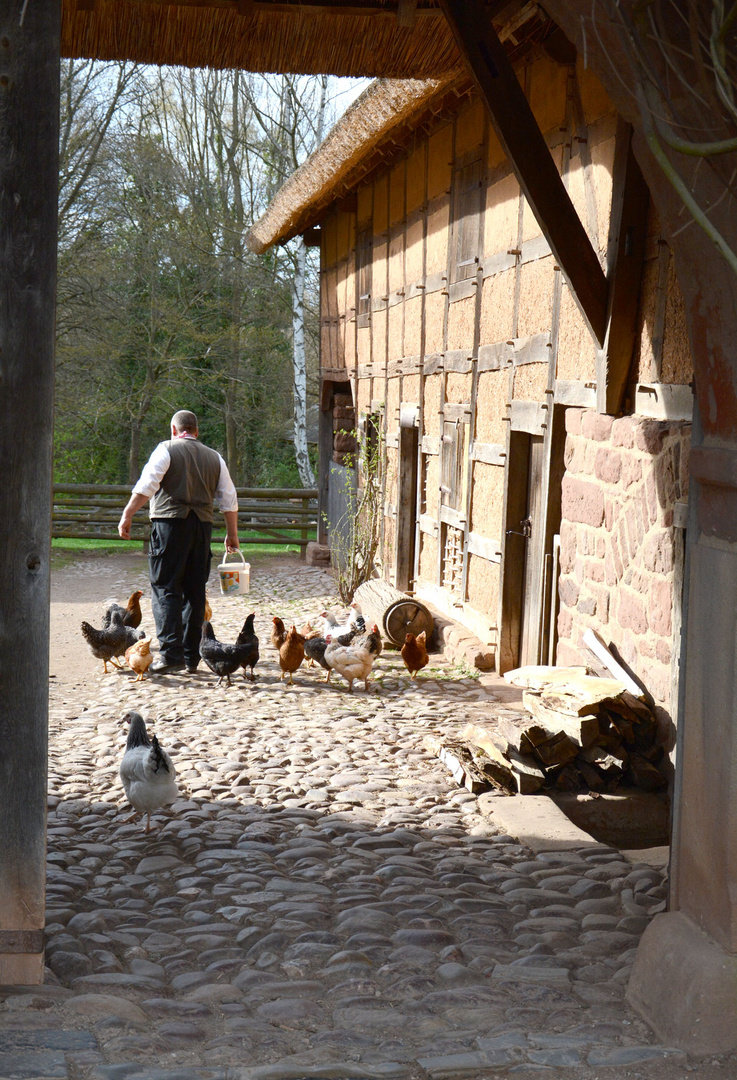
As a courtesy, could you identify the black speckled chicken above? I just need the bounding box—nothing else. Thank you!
[81,610,129,673]
[199,620,242,686]
[119,711,179,833]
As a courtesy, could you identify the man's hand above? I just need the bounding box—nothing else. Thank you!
[224,510,240,552]
[119,492,148,540]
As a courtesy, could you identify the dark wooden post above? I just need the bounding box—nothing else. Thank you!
[0,0,60,982]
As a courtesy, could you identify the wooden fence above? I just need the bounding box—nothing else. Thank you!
[52,484,318,551]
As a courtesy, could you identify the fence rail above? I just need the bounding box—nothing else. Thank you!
[52,484,318,550]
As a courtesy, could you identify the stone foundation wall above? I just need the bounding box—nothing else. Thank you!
[556,408,691,713]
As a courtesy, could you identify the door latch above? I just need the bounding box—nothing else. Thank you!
[506,516,532,539]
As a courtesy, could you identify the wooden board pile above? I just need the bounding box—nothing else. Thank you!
[431,664,667,797]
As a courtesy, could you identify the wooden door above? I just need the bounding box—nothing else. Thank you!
[519,434,546,666]
[394,419,419,592]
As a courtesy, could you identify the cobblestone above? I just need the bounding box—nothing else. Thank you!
[4,552,729,1079]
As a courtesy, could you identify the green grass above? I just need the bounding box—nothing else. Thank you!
[52,538,143,552]
[51,537,305,558]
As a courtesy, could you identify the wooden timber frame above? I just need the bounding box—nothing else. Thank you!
[0,0,61,982]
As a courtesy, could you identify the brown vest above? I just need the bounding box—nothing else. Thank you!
[150,439,222,523]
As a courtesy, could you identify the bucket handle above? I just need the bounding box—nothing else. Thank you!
[220,548,247,568]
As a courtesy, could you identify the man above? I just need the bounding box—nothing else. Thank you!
[118,409,240,674]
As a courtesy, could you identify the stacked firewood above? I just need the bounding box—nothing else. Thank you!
[431,665,666,797]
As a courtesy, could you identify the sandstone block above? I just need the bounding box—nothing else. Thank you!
[611,415,636,448]
[617,590,648,635]
[634,418,667,454]
[561,477,605,527]
[648,580,673,637]
[581,411,614,441]
[564,407,583,434]
[595,447,622,484]
[558,575,579,609]
[305,542,331,567]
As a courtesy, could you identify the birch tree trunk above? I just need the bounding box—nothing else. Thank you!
[291,234,314,487]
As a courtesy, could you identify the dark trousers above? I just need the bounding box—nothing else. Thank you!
[149,515,212,665]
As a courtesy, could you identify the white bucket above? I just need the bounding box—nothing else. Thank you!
[218,550,250,596]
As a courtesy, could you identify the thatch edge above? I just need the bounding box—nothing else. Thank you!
[247,75,452,253]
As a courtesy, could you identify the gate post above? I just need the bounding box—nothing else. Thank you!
[0,0,61,982]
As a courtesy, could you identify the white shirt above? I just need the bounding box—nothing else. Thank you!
[133,434,239,514]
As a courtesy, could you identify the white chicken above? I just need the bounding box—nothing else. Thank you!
[324,623,382,692]
[319,602,366,638]
[119,711,179,833]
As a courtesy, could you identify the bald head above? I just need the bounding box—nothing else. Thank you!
[171,410,198,435]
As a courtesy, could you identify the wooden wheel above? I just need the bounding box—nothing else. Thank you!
[384,599,434,646]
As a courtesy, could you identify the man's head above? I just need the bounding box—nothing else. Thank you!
[171,410,198,437]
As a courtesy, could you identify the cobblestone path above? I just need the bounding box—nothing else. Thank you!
[2,553,731,1079]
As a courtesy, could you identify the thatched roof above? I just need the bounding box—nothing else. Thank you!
[247,76,455,254]
[247,1,550,252]
[61,0,462,77]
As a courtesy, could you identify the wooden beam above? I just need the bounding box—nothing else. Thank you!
[0,0,60,984]
[126,0,443,12]
[396,0,417,26]
[597,120,649,415]
[436,0,609,346]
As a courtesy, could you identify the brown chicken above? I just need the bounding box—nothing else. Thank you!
[271,617,288,651]
[300,621,321,666]
[401,631,429,679]
[103,589,143,630]
[279,626,305,685]
[125,637,153,681]
[204,593,212,623]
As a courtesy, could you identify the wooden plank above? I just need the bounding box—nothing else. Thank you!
[467,531,502,562]
[503,664,590,689]
[553,379,597,408]
[634,382,694,422]
[510,400,547,435]
[443,402,471,421]
[512,333,550,367]
[419,513,438,537]
[582,628,647,698]
[478,341,511,371]
[498,429,530,673]
[0,0,61,985]
[395,421,419,591]
[437,0,608,346]
[443,349,474,373]
[461,724,546,793]
[472,441,506,466]
[597,120,650,415]
[522,690,600,747]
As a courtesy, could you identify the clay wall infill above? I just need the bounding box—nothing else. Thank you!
[556,408,690,722]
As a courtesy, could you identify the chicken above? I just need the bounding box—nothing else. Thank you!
[81,610,129,672]
[279,625,305,685]
[271,617,288,652]
[204,593,212,623]
[235,612,259,681]
[199,621,243,686]
[320,605,366,637]
[324,623,382,692]
[304,623,360,682]
[401,630,429,678]
[102,589,143,630]
[125,637,153,681]
[300,621,322,667]
[119,711,179,833]
[349,601,367,634]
